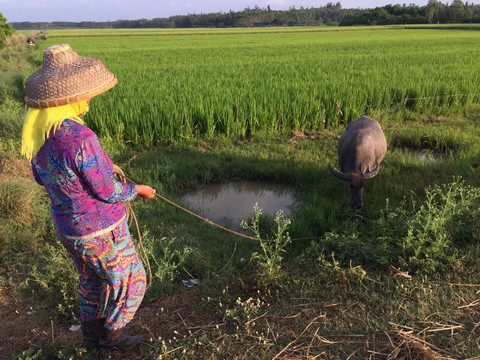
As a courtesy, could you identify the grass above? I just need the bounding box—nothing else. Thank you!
[2,27,480,359]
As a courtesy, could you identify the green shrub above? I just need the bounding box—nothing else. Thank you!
[0,12,14,50]
[19,243,79,321]
[322,178,480,273]
[151,235,191,284]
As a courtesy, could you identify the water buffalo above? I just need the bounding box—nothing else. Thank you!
[328,116,387,208]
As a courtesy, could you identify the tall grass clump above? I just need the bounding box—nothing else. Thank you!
[0,178,51,255]
[389,127,472,153]
[321,177,480,273]
[0,178,79,321]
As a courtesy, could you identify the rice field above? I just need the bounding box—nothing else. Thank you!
[35,26,480,146]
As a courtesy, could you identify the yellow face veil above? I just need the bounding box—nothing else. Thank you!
[21,100,89,161]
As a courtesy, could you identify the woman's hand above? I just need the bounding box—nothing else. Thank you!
[135,185,156,199]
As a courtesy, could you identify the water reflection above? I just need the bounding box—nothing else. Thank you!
[418,152,437,163]
[412,150,445,163]
[181,181,297,231]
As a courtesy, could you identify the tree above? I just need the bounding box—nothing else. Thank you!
[448,0,471,22]
[426,0,440,23]
[0,12,14,49]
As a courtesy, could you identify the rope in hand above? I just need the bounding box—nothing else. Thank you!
[112,164,153,289]
[113,164,266,242]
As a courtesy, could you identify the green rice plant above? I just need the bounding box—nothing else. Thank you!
[30,27,480,146]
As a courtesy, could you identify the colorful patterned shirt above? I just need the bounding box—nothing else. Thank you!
[32,119,137,237]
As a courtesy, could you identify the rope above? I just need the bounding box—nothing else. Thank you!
[112,164,153,289]
[112,164,361,271]
[151,189,360,242]
[154,191,264,242]
[113,164,271,242]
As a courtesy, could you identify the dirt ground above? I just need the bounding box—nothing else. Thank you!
[0,283,209,359]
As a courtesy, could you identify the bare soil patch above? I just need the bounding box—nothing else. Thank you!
[0,286,79,359]
[0,284,212,359]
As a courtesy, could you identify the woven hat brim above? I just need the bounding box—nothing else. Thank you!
[25,76,117,109]
[25,44,118,109]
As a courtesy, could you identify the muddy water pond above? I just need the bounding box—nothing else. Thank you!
[181,181,297,231]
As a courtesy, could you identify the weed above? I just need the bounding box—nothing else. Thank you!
[14,344,87,360]
[18,243,79,321]
[150,235,191,284]
[225,296,264,333]
[401,177,480,272]
[241,203,291,287]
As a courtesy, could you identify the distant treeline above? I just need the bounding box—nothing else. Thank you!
[10,1,480,30]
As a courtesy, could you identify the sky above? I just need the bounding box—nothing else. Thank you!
[0,0,444,23]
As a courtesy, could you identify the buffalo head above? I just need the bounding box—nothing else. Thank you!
[328,162,380,208]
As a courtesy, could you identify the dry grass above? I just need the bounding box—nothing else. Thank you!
[0,178,42,226]
[368,330,456,360]
[4,31,45,48]
[0,156,30,182]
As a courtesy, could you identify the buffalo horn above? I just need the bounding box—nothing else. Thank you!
[328,163,351,180]
[363,162,380,179]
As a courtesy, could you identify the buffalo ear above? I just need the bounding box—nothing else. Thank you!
[328,163,351,180]
[363,162,380,180]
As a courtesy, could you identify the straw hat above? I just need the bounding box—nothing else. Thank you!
[25,44,117,108]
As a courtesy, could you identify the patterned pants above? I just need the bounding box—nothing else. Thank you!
[58,219,146,330]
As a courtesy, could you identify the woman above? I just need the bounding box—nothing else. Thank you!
[21,44,156,351]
